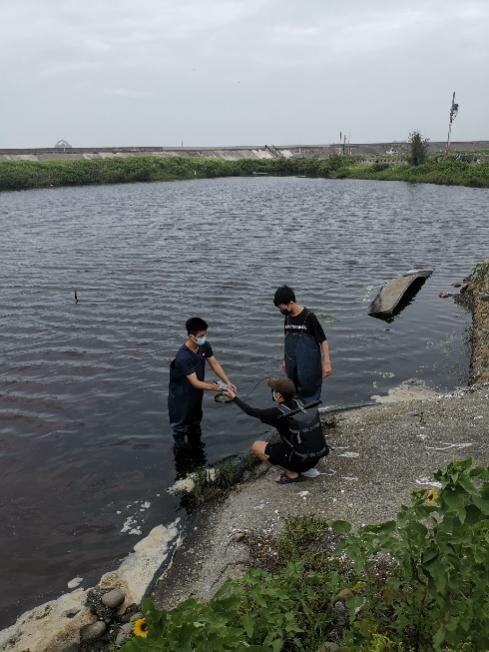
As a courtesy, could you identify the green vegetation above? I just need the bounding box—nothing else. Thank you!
[120,459,489,651]
[1,152,488,192]
[407,131,429,166]
[470,261,489,285]
[175,454,259,511]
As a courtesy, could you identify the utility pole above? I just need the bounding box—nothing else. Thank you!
[446,92,459,153]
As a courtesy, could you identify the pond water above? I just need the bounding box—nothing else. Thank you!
[1,176,488,626]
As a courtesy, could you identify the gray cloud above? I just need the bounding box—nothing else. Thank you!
[1,0,488,146]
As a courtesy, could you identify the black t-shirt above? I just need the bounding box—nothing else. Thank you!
[171,342,214,381]
[233,396,296,440]
[284,307,326,343]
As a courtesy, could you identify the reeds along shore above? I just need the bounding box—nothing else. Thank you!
[0,154,488,191]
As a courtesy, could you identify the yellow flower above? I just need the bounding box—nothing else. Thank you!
[133,617,149,638]
[352,581,367,592]
[425,488,439,507]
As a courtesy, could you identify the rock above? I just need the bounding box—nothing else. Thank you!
[129,611,144,623]
[80,620,106,642]
[101,589,125,609]
[115,622,133,646]
[231,531,246,542]
[120,602,140,623]
[333,601,347,629]
[316,643,339,652]
[334,588,354,601]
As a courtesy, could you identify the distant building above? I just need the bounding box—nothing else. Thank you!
[54,139,72,149]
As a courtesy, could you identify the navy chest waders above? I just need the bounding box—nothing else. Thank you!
[168,349,206,441]
[284,312,322,402]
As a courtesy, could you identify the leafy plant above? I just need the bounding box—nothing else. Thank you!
[407,131,430,166]
[471,261,489,285]
[332,459,489,650]
[118,460,489,651]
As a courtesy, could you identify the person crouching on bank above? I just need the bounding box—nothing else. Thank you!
[223,378,328,484]
[168,317,235,449]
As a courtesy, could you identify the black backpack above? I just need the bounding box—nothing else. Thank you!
[277,399,329,459]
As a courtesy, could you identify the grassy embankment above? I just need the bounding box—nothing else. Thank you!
[1,154,488,191]
[118,458,489,652]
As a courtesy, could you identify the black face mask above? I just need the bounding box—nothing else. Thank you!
[280,308,291,316]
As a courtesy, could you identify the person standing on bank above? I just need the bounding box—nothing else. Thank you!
[273,285,332,402]
[168,317,235,449]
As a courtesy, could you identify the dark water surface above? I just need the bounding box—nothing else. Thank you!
[1,177,488,626]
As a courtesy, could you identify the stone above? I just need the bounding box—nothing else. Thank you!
[115,622,133,646]
[334,588,354,601]
[80,620,106,642]
[316,643,339,652]
[101,589,125,609]
[231,531,246,542]
[129,611,144,623]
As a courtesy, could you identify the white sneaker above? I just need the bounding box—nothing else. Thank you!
[301,467,321,479]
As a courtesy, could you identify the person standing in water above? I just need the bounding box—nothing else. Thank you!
[168,317,235,450]
[273,285,332,402]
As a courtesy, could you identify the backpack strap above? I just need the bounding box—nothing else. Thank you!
[277,399,322,420]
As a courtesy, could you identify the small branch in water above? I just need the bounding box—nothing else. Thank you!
[74,289,78,304]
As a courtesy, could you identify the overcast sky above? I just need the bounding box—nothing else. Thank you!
[1,0,488,147]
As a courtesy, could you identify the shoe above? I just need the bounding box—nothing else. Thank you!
[301,467,320,478]
[275,472,305,484]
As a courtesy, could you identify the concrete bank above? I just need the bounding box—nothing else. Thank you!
[1,141,488,162]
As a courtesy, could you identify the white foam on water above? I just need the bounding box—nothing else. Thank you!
[121,515,141,535]
[372,379,438,404]
[168,467,217,495]
[66,577,83,589]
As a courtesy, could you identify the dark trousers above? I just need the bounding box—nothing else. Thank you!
[168,383,204,444]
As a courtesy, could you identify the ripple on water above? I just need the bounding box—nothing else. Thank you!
[0,176,487,627]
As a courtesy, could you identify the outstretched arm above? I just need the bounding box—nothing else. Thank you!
[223,390,280,426]
[186,372,220,392]
[207,356,236,390]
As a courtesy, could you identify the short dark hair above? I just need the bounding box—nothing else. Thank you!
[186,317,208,335]
[268,377,296,400]
[273,285,296,306]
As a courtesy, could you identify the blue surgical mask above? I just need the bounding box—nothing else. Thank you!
[195,335,207,346]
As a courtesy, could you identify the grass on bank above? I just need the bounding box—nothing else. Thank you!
[1,154,488,191]
[119,459,489,652]
[470,260,489,285]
